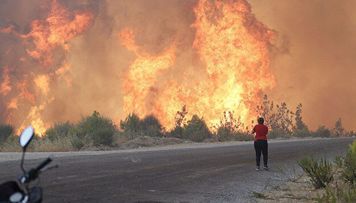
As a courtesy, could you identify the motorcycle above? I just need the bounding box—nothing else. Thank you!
[0,126,56,203]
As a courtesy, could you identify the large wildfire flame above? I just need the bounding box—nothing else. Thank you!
[120,28,177,125]
[0,0,93,136]
[120,0,275,130]
[0,0,275,135]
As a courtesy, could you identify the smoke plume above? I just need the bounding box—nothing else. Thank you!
[249,0,356,130]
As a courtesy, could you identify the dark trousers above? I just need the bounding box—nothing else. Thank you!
[254,140,268,167]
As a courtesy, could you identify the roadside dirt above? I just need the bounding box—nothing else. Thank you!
[255,173,323,203]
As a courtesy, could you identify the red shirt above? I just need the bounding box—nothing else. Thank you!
[253,124,268,141]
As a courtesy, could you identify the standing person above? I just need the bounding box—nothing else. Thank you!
[252,117,269,171]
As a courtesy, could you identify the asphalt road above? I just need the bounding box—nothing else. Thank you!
[0,138,354,203]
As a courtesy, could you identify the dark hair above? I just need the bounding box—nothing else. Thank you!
[257,117,264,124]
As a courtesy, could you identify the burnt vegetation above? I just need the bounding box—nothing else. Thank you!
[0,95,354,151]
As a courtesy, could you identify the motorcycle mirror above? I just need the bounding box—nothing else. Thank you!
[19,126,34,149]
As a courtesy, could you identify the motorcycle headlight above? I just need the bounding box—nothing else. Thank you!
[9,192,23,203]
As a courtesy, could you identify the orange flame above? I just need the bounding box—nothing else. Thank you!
[1,0,93,136]
[0,67,11,96]
[120,0,275,130]
[2,0,275,135]
[191,0,275,128]
[22,0,93,66]
[120,28,177,122]
[34,75,50,96]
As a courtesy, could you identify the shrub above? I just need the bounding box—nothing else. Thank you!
[169,126,184,138]
[217,126,234,142]
[312,126,332,138]
[70,135,85,150]
[234,131,254,141]
[0,134,20,152]
[268,128,288,139]
[90,128,115,146]
[45,122,75,141]
[216,126,252,141]
[77,111,117,146]
[140,115,163,137]
[120,113,140,132]
[120,114,163,138]
[182,115,211,142]
[298,157,333,189]
[293,128,311,137]
[120,113,141,139]
[341,140,356,185]
[0,124,14,144]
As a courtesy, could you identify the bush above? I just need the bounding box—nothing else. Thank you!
[120,113,141,139]
[77,111,117,146]
[293,128,311,137]
[169,126,184,138]
[341,141,356,185]
[69,135,85,150]
[312,126,332,138]
[120,114,163,138]
[0,124,14,144]
[217,126,234,142]
[298,157,333,189]
[140,115,163,137]
[182,115,211,142]
[216,126,252,141]
[90,128,115,146]
[0,134,20,152]
[268,128,288,139]
[45,122,75,141]
[234,131,254,141]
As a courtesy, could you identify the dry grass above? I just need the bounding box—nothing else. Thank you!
[31,137,74,152]
[117,136,186,149]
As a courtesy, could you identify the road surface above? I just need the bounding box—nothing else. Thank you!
[0,138,354,202]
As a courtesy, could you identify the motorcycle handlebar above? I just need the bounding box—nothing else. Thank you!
[34,157,52,173]
[24,158,52,182]
[24,157,53,183]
